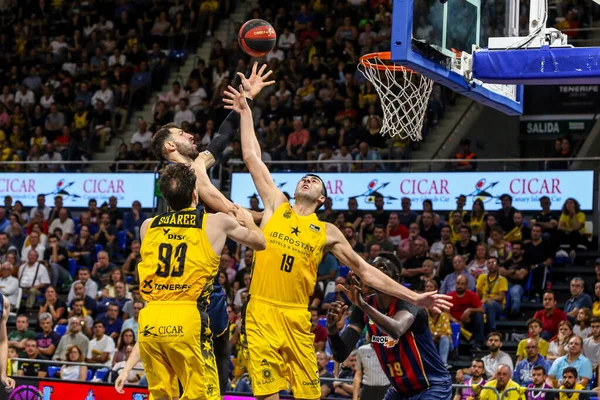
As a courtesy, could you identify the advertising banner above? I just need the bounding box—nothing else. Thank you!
[0,173,156,208]
[231,171,594,211]
[1,377,148,400]
[524,85,600,114]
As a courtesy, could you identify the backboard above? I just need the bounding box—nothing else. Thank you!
[390,0,525,114]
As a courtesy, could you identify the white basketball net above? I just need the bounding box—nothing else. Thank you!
[358,55,434,142]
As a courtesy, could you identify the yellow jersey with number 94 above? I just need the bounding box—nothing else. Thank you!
[250,202,327,306]
[139,207,220,307]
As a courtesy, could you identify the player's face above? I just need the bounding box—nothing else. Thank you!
[294,176,325,206]
[168,128,199,159]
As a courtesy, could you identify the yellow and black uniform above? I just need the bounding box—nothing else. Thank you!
[244,202,327,399]
[138,207,220,400]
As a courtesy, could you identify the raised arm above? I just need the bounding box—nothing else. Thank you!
[223,82,286,213]
[326,223,452,313]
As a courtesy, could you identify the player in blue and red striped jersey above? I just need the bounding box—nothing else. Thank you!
[327,252,452,400]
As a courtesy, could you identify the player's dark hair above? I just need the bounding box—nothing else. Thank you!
[372,252,402,282]
[532,365,546,374]
[152,122,178,159]
[159,163,197,211]
[563,366,578,378]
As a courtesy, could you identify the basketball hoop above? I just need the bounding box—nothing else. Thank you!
[358,52,434,142]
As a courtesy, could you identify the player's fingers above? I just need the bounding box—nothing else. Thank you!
[337,284,350,295]
[224,105,233,110]
[239,84,245,94]
[223,98,234,103]
[433,306,442,314]
[227,85,240,95]
[258,64,267,76]
[262,69,273,80]
[263,80,276,87]
[236,72,247,81]
[252,61,258,75]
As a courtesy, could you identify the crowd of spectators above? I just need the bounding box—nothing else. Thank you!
[0,0,227,173]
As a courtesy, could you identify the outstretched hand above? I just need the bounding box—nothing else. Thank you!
[337,272,364,308]
[326,301,348,333]
[414,291,453,314]
[1,375,14,392]
[223,85,250,113]
[237,62,275,99]
[114,370,127,394]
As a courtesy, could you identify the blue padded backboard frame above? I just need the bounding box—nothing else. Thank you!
[390,0,524,115]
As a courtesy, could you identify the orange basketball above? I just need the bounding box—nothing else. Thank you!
[238,19,277,57]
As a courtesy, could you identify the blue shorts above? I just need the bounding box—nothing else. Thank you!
[384,379,453,400]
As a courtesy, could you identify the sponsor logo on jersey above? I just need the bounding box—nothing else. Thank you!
[371,335,399,348]
[268,231,315,252]
[283,209,292,219]
[153,283,191,291]
[302,378,320,386]
[261,359,269,366]
[309,224,320,232]
[157,325,184,337]
[167,234,186,240]
[141,280,153,295]
[291,226,300,236]
[256,368,275,386]
[141,325,158,338]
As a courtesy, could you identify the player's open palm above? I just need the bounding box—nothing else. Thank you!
[237,62,275,99]
[223,85,250,113]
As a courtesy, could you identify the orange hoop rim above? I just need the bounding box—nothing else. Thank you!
[359,52,418,73]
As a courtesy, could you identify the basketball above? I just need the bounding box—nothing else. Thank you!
[238,19,277,57]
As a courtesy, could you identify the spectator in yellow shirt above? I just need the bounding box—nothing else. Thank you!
[516,318,549,363]
[559,367,586,400]
[477,256,508,332]
[558,198,588,257]
[427,307,453,366]
[481,364,525,400]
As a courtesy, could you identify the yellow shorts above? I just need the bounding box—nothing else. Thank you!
[139,301,219,400]
[243,297,320,399]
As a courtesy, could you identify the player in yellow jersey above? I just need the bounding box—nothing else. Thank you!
[134,163,266,400]
[222,67,452,400]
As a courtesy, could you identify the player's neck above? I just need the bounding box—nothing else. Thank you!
[376,293,393,308]
[292,201,315,217]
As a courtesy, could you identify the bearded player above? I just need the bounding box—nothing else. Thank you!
[222,72,452,400]
[327,253,452,400]
[134,163,265,400]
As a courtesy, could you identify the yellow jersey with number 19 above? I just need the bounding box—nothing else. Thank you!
[138,207,220,307]
[250,202,327,306]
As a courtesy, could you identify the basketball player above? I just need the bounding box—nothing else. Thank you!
[152,64,274,218]
[134,163,266,400]
[0,294,14,392]
[326,254,452,400]
[222,78,452,400]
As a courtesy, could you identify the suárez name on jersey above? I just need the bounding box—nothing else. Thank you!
[157,213,197,226]
[269,231,315,252]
